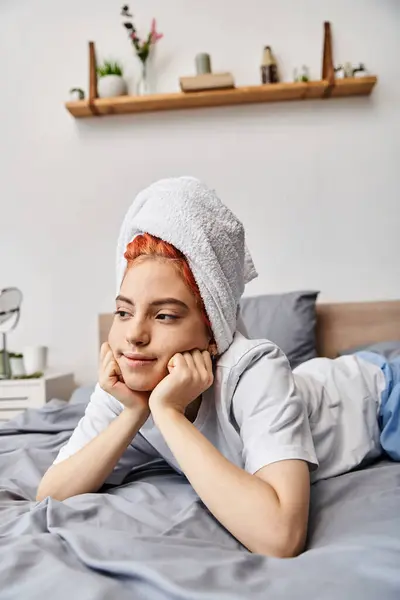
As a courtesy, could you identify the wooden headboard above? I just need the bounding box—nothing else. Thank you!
[99,299,400,359]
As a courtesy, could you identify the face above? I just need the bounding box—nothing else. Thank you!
[108,258,211,392]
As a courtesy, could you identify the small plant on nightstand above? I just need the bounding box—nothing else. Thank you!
[0,351,9,378]
[8,352,25,377]
[97,60,127,98]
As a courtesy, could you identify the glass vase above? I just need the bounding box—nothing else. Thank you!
[136,61,150,96]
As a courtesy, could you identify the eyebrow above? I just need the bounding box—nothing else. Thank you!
[115,295,189,310]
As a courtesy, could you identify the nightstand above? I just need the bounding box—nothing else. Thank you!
[0,373,75,423]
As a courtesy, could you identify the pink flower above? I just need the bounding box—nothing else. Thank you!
[150,17,163,43]
[130,31,138,41]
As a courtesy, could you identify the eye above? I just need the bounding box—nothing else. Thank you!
[114,310,131,320]
[156,313,178,321]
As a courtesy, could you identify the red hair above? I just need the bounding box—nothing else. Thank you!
[124,233,211,331]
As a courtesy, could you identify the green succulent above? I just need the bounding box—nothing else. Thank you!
[97,60,124,78]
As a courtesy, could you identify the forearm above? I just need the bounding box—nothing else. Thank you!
[152,408,297,556]
[36,407,148,502]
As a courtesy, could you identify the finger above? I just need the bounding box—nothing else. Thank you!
[192,349,209,377]
[202,351,214,385]
[100,342,110,362]
[99,358,118,389]
[167,352,185,369]
[114,360,122,378]
[104,357,118,379]
[101,351,121,384]
[182,351,197,375]
[102,349,115,371]
[202,350,213,374]
[99,347,112,381]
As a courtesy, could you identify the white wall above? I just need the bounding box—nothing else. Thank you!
[0,0,399,384]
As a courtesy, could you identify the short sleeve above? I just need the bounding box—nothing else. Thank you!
[232,347,318,475]
[53,384,159,484]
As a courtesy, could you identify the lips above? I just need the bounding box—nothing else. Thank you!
[123,352,156,360]
[122,353,157,368]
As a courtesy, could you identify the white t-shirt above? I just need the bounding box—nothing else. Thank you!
[54,332,385,484]
[293,355,385,480]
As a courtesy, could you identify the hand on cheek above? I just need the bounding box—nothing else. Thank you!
[149,349,214,416]
[98,342,151,415]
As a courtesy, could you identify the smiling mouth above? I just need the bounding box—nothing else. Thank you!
[122,354,157,368]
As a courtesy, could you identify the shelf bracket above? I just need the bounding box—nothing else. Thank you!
[88,41,100,116]
[322,22,335,98]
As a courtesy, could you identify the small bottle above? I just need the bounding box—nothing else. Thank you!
[261,46,279,84]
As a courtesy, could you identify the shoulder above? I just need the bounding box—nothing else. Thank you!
[217,331,288,374]
[215,331,291,400]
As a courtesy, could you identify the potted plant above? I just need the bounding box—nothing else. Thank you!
[9,352,25,377]
[97,60,128,98]
[69,87,85,101]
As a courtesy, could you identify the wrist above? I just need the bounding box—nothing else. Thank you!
[122,405,150,426]
[151,404,185,426]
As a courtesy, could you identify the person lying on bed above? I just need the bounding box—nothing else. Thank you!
[36,177,400,558]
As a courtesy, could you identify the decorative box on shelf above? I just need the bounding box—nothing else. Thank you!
[0,373,75,423]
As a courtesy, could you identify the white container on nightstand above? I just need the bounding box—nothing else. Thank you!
[0,373,75,423]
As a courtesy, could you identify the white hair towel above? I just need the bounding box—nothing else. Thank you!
[116,176,257,354]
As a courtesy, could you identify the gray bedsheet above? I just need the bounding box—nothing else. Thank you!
[1,400,400,600]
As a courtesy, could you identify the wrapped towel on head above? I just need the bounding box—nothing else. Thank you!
[116,176,258,355]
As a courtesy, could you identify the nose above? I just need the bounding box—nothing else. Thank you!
[125,315,150,347]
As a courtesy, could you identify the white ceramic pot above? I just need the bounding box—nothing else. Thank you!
[10,357,25,377]
[97,75,128,98]
[23,346,48,375]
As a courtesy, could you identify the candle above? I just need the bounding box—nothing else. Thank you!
[195,53,212,75]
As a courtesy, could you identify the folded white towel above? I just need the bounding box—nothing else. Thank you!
[116,176,257,354]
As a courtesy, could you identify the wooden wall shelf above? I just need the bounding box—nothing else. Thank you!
[66,23,377,119]
[66,77,377,118]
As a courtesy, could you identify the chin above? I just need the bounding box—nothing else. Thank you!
[121,370,163,393]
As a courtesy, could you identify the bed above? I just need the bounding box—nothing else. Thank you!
[1,299,400,600]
